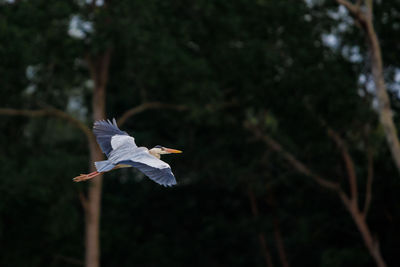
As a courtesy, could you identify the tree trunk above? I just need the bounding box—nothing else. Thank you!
[84,49,111,267]
[85,142,103,267]
[365,17,400,175]
[272,216,289,267]
[247,188,275,267]
[266,191,290,267]
[336,0,400,176]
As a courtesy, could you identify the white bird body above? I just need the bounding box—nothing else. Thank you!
[110,135,137,150]
[73,119,182,186]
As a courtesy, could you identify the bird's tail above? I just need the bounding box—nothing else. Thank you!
[95,160,116,172]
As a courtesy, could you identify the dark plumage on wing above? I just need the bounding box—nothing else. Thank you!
[93,118,128,156]
[107,146,177,187]
[119,160,177,187]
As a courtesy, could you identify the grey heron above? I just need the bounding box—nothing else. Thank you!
[73,119,182,186]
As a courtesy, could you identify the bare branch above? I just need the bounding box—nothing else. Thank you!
[48,107,95,144]
[245,121,387,266]
[0,108,50,117]
[326,128,358,204]
[117,100,238,127]
[247,188,275,267]
[338,189,352,211]
[336,0,358,13]
[338,186,386,267]
[338,0,400,180]
[247,188,260,217]
[336,0,366,23]
[365,0,373,18]
[303,103,358,201]
[244,121,340,192]
[0,107,95,144]
[265,189,290,267]
[365,24,400,176]
[117,102,187,127]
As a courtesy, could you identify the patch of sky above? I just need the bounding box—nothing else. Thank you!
[321,4,364,64]
[68,15,93,39]
[357,74,378,110]
[85,79,94,90]
[366,77,375,94]
[67,94,87,120]
[327,6,350,21]
[342,45,362,63]
[0,0,15,4]
[26,65,41,81]
[304,14,312,22]
[24,65,41,95]
[322,34,339,49]
[389,68,400,98]
[24,85,37,96]
[76,0,104,7]
[358,74,367,84]
[304,0,325,8]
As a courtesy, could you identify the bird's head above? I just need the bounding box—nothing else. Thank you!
[149,145,182,157]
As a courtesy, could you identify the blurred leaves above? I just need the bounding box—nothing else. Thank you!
[1,0,400,266]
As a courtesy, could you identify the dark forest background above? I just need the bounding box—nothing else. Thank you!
[1,0,400,266]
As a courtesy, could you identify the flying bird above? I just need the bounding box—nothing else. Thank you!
[73,119,182,186]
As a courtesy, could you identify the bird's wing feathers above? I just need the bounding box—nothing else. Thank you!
[93,118,137,156]
[111,135,137,150]
[108,147,177,187]
[121,160,177,187]
[93,119,177,186]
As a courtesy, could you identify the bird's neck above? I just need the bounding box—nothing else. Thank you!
[149,149,161,159]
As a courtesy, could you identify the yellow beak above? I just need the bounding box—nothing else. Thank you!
[165,148,183,153]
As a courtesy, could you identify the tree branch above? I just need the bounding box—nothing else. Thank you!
[303,103,358,202]
[245,121,387,266]
[265,189,290,267]
[336,0,357,13]
[326,128,358,205]
[365,0,373,18]
[0,108,48,117]
[304,102,360,204]
[247,188,275,267]
[244,121,341,192]
[336,0,366,23]
[0,107,95,145]
[117,99,239,127]
[338,0,400,179]
[117,102,187,127]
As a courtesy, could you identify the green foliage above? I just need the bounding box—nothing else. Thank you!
[1,0,400,266]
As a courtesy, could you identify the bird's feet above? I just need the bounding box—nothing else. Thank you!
[73,171,101,182]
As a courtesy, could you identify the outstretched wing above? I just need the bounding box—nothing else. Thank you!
[93,118,137,156]
[109,147,177,187]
